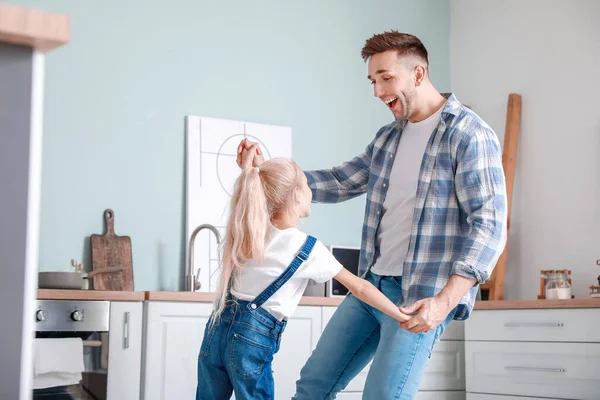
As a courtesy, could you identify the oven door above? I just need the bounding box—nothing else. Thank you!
[33,385,97,400]
[33,331,109,400]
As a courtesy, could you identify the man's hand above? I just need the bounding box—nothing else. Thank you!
[398,296,452,334]
[236,138,264,169]
[399,274,476,334]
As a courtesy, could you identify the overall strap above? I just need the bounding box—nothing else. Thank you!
[247,235,317,311]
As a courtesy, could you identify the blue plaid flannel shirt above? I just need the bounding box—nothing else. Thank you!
[305,93,507,320]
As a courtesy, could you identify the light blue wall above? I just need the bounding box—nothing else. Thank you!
[10,0,450,290]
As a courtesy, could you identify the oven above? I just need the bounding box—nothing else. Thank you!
[33,300,112,400]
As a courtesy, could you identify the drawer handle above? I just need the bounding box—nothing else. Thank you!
[503,322,564,327]
[505,366,565,373]
[123,312,130,349]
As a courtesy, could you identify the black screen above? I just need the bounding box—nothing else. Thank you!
[330,247,360,296]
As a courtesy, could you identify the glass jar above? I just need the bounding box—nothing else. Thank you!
[545,272,571,300]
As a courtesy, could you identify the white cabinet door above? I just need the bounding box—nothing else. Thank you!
[142,302,213,400]
[272,306,322,400]
[465,341,600,400]
[466,309,600,343]
[443,320,465,341]
[420,341,465,391]
[107,302,143,400]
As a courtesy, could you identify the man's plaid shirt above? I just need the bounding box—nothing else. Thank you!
[305,93,507,320]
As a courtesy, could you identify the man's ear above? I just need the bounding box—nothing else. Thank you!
[414,65,426,86]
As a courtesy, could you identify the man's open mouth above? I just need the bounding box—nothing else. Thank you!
[385,97,398,109]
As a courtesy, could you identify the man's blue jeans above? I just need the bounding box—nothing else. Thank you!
[294,271,455,400]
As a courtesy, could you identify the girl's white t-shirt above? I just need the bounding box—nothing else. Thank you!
[229,227,344,320]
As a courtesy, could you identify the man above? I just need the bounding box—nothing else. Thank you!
[238,31,507,399]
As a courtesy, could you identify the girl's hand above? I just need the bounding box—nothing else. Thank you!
[237,139,264,169]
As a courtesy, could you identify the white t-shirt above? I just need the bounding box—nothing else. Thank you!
[371,104,444,276]
[230,227,343,320]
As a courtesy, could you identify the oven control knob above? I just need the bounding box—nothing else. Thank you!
[36,310,45,322]
[71,310,83,322]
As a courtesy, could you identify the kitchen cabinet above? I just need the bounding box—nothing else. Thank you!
[107,301,143,400]
[141,302,212,400]
[272,306,322,399]
[141,301,322,400]
[139,298,600,400]
[39,291,600,400]
[465,308,600,400]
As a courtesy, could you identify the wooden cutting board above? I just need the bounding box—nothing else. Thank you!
[90,209,134,291]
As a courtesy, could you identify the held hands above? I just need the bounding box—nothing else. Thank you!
[236,138,265,169]
[395,310,411,324]
[398,295,452,334]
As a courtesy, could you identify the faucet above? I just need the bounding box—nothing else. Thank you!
[187,224,222,292]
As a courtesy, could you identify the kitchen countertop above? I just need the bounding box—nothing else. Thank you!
[145,292,600,309]
[144,291,344,306]
[36,290,600,309]
[36,290,342,305]
[37,289,145,301]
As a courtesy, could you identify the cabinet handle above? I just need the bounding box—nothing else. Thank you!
[123,312,130,349]
[503,322,564,327]
[505,366,565,373]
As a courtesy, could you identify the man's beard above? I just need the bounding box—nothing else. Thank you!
[394,88,417,121]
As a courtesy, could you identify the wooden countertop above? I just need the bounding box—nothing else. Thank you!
[474,298,600,310]
[37,289,145,301]
[145,293,600,309]
[0,3,70,52]
[37,290,600,309]
[144,291,216,302]
[36,289,340,305]
[144,291,344,306]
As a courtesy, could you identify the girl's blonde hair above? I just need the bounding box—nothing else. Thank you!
[213,158,304,319]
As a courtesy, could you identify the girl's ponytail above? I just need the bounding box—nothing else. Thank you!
[213,167,269,319]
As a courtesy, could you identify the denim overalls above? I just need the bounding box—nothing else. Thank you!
[196,235,317,400]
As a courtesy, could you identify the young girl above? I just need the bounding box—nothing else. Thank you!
[196,157,409,400]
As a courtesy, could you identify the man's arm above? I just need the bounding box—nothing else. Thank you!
[304,142,373,204]
[237,138,374,204]
[450,128,507,286]
[400,127,507,333]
